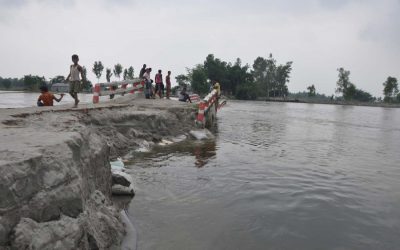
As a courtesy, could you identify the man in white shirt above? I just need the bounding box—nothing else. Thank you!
[143,68,153,99]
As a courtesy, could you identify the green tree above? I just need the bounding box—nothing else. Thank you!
[113,64,123,80]
[23,75,46,91]
[307,84,316,97]
[50,75,65,85]
[345,83,356,100]
[189,65,209,94]
[175,74,189,87]
[235,83,258,100]
[204,54,229,92]
[203,54,253,96]
[178,53,292,98]
[226,58,253,96]
[106,68,113,83]
[204,54,227,82]
[382,76,399,102]
[252,57,268,96]
[81,66,92,91]
[265,54,277,97]
[275,61,293,97]
[353,88,374,102]
[336,68,354,100]
[92,61,104,83]
[127,66,134,79]
[2,79,12,89]
[254,54,292,98]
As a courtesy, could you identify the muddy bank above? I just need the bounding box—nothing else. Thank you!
[0,95,197,249]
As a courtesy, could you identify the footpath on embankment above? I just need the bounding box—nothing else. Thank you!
[0,94,198,249]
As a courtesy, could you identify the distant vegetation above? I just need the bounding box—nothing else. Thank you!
[176,54,292,100]
[0,74,92,92]
[0,56,399,105]
[0,61,136,92]
[334,68,375,102]
[176,54,399,104]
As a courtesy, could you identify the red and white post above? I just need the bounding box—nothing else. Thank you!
[196,101,206,126]
[92,84,101,104]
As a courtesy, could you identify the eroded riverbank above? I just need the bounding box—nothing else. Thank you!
[0,95,197,249]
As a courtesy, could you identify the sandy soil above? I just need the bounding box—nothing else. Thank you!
[0,94,198,249]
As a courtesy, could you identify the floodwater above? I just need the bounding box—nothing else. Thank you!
[125,101,400,250]
[2,92,399,250]
[0,91,99,108]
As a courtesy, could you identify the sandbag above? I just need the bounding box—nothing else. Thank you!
[112,184,134,196]
[110,158,125,171]
[111,170,134,196]
[189,129,214,140]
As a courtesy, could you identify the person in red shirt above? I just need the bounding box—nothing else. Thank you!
[166,71,171,99]
[154,69,163,98]
[37,86,64,106]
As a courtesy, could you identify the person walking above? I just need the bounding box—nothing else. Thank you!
[66,54,85,107]
[166,71,172,99]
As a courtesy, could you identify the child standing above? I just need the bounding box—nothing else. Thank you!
[66,54,85,107]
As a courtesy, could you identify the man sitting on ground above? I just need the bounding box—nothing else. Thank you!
[37,86,64,106]
[179,86,192,103]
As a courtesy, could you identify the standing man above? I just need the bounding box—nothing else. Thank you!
[212,80,221,96]
[212,80,221,111]
[139,64,146,79]
[143,68,152,99]
[66,54,85,107]
[154,69,163,98]
[166,71,172,99]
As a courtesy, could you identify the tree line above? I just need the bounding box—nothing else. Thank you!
[0,62,136,92]
[175,54,293,100]
[323,68,398,103]
[176,54,399,103]
[92,61,135,83]
[0,56,398,103]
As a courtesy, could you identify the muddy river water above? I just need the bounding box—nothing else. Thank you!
[125,101,400,250]
[2,92,399,250]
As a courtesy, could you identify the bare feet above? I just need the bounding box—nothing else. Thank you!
[73,99,80,108]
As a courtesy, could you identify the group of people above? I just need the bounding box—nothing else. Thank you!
[37,54,221,107]
[38,54,84,107]
[139,64,172,100]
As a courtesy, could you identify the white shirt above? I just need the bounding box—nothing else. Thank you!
[70,65,81,81]
[143,72,150,81]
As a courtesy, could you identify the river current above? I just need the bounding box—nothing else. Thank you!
[125,101,400,250]
[2,93,399,250]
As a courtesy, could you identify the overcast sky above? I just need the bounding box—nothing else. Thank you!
[0,0,399,96]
